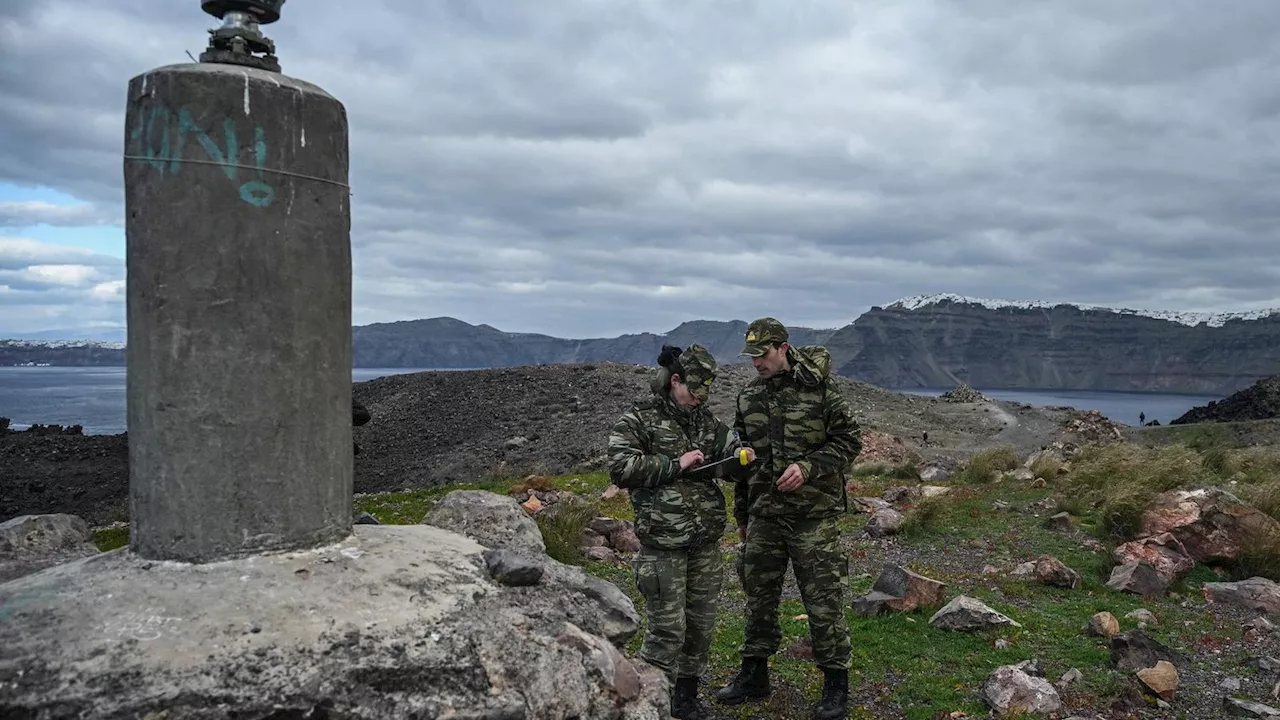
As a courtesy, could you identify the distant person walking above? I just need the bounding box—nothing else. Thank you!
[716,318,862,720]
[1139,411,1146,425]
[607,344,754,720]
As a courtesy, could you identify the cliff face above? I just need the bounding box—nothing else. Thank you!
[827,297,1280,395]
[0,341,125,367]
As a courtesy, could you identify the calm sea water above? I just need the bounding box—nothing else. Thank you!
[0,367,429,435]
[0,367,1223,435]
[900,387,1222,428]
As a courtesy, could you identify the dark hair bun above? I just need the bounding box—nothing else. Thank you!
[657,344,684,370]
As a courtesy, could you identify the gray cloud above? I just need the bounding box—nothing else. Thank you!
[0,201,120,228]
[0,236,124,334]
[1,0,1278,338]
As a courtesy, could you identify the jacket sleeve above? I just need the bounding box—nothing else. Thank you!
[608,408,679,490]
[795,385,862,480]
[731,401,750,528]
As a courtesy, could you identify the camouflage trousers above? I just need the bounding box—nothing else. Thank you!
[739,514,850,669]
[632,541,724,685]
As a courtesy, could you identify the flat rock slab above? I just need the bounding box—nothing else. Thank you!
[1204,577,1280,614]
[929,595,1022,631]
[0,525,664,719]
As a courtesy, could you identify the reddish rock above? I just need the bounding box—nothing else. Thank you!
[1113,533,1196,583]
[1034,555,1082,590]
[1140,487,1280,564]
[610,525,641,554]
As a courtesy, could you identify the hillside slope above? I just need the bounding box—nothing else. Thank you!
[350,318,834,368]
[1170,374,1280,424]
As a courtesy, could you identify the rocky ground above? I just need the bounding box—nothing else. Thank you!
[7,361,1280,718]
[1171,373,1280,425]
[0,362,1110,526]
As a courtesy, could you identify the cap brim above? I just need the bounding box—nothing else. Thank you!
[739,345,767,358]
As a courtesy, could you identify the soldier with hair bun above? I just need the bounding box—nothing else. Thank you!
[607,343,755,720]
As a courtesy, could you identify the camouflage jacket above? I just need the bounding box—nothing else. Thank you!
[607,382,742,550]
[732,345,862,526]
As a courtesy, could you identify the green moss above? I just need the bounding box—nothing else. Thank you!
[92,526,129,551]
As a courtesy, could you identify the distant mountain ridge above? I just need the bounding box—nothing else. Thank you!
[350,318,835,368]
[9,293,1280,396]
[0,340,126,367]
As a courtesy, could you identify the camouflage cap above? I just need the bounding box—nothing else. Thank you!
[739,317,789,357]
[677,344,718,401]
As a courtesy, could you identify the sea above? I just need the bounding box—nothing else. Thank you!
[0,366,1223,436]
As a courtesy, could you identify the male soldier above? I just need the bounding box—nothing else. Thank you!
[715,318,862,720]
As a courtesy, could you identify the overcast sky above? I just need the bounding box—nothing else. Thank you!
[1,1,1278,340]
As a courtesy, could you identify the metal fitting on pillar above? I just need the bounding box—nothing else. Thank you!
[199,0,286,72]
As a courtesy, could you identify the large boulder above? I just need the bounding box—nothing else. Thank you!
[424,490,639,646]
[0,524,666,719]
[0,513,100,584]
[1140,487,1280,565]
[422,489,547,555]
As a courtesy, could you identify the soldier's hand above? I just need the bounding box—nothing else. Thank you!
[678,449,705,471]
[742,447,756,463]
[776,463,807,492]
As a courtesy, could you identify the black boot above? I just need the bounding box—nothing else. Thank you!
[714,656,770,705]
[671,676,711,720]
[813,668,849,719]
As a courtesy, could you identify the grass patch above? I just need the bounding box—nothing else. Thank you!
[1065,444,1213,541]
[1234,526,1280,582]
[955,446,1019,484]
[354,479,512,524]
[1236,479,1280,521]
[851,461,920,481]
[92,525,129,551]
[898,495,947,538]
[1222,446,1280,487]
[1029,452,1064,480]
[534,499,598,566]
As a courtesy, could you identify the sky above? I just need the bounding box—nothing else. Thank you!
[1,1,1279,340]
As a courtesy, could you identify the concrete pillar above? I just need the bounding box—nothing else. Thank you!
[122,61,352,562]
